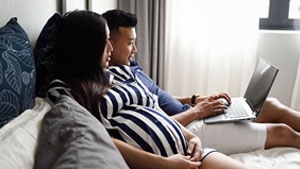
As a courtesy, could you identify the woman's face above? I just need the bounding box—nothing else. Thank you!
[101,25,113,68]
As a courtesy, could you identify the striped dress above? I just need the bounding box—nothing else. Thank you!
[99,66,188,157]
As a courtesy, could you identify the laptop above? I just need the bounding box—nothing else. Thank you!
[203,58,279,124]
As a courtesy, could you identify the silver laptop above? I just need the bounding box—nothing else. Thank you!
[204,58,279,124]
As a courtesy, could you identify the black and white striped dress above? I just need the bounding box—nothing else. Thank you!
[100,66,188,157]
[46,66,215,160]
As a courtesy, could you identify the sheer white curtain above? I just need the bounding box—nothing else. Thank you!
[165,0,261,97]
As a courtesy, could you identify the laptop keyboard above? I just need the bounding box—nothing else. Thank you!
[224,100,249,119]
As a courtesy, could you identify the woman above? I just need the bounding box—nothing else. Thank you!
[49,10,253,169]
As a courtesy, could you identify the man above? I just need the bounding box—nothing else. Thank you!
[102,9,300,155]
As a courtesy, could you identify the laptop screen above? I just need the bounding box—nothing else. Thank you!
[243,58,279,114]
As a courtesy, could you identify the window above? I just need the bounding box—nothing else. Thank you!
[259,0,300,30]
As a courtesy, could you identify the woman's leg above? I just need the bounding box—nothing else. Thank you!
[200,152,253,169]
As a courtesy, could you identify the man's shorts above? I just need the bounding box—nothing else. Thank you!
[186,120,267,155]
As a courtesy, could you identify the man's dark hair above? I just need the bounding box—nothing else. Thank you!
[102,9,137,32]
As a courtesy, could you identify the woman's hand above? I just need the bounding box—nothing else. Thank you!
[181,126,202,162]
[166,154,201,169]
[186,134,202,162]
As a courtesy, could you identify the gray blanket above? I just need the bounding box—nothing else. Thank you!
[33,95,129,169]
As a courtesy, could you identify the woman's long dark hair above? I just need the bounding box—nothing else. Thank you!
[54,10,109,118]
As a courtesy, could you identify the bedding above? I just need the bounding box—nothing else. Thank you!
[0,17,36,128]
[0,97,51,169]
[1,96,299,169]
[34,13,61,97]
[230,147,300,169]
[34,95,129,169]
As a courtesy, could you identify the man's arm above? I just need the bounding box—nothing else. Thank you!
[172,108,200,126]
[174,96,206,105]
[130,61,228,126]
[172,94,230,126]
[172,95,209,126]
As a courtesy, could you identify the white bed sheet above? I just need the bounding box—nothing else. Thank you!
[230,147,300,169]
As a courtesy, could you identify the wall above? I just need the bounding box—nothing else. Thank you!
[0,0,117,46]
[0,0,59,45]
[88,0,117,14]
[62,0,117,14]
[257,30,300,107]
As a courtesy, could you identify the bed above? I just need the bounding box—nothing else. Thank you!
[0,97,300,169]
[0,8,300,169]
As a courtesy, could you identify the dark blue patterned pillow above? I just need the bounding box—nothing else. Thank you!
[0,17,35,128]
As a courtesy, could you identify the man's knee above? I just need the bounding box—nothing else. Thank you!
[262,98,285,116]
[268,123,294,139]
[265,98,281,108]
[256,98,282,122]
[265,123,296,148]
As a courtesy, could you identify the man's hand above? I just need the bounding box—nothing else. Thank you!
[192,92,231,119]
[206,92,231,104]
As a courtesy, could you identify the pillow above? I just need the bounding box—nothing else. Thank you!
[0,17,36,128]
[33,95,129,169]
[0,97,51,169]
[34,13,62,97]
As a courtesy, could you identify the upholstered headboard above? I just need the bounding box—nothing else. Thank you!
[0,0,59,46]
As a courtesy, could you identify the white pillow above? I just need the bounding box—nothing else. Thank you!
[0,97,51,169]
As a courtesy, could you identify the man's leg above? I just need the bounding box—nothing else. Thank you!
[186,120,267,155]
[264,123,300,149]
[254,98,300,132]
[187,119,300,155]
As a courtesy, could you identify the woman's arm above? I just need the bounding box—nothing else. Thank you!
[112,138,201,169]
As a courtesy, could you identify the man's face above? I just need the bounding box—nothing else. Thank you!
[109,27,137,66]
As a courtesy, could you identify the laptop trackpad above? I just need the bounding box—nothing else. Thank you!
[204,114,226,123]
